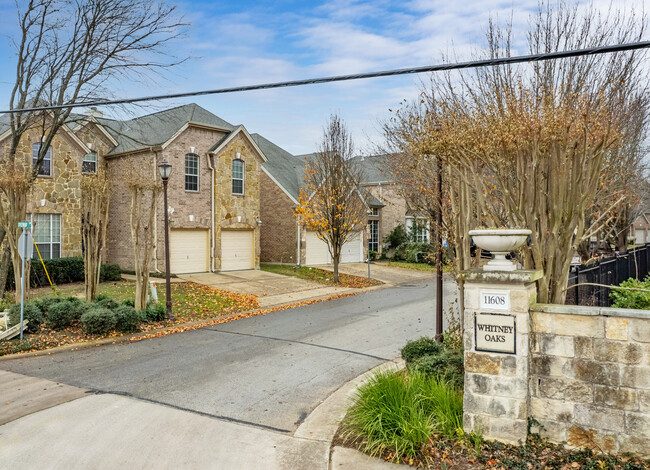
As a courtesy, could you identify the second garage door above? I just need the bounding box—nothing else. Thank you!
[170,229,209,274]
[221,230,254,271]
[341,231,363,263]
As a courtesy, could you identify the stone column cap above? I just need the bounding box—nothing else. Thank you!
[459,269,543,284]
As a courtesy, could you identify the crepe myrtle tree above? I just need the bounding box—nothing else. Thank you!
[295,115,366,283]
[382,1,648,304]
[0,0,186,301]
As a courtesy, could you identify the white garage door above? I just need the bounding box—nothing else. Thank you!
[170,229,209,274]
[341,231,363,263]
[221,230,254,271]
[305,231,330,265]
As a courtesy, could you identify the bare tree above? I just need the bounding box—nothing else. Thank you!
[0,0,185,301]
[81,168,110,301]
[383,2,648,304]
[295,115,366,283]
[127,162,160,311]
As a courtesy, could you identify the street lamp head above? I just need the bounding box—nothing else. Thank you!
[158,161,172,180]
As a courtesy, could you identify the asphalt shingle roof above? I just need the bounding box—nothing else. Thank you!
[253,133,306,202]
[98,103,235,155]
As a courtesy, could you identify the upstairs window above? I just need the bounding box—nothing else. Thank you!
[370,207,379,216]
[82,152,97,174]
[32,143,51,176]
[185,153,199,191]
[232,159,244,195]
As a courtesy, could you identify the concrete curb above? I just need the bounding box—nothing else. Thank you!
[295,358,410,469]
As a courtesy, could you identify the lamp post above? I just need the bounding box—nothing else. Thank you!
[158,161,174,321]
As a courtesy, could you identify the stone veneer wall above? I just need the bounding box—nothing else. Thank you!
[214,133,262,270]
[529,305,650,456]
[462,271,538,444]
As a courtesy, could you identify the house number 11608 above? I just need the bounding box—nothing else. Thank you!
[479,290,510,310]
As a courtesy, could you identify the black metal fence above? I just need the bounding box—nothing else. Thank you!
[565,244,650,307]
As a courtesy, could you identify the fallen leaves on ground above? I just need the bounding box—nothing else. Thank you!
[0,283,358,356]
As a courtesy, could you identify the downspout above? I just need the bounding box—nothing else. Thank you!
[153,148,160,273]
[297,220,301,266]
[206,152,215,272]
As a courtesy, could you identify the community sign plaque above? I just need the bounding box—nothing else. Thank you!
[475,312,516,354]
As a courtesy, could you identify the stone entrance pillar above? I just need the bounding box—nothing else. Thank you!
[462,269,542,443]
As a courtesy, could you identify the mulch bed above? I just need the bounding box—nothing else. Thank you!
[334,423,650,469]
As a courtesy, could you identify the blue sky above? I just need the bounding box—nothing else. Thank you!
[0,0,644,154]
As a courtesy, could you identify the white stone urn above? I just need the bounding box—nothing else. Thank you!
[469,229,531,271]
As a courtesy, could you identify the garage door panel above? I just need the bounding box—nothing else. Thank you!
[305,231,362,265]
[341,232,362,263]
[305,231,329,265]
[221,230,253,271]
[170,229,209,274]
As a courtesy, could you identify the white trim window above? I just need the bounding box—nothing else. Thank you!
[405,216,430,243]
[370,207,379,216]
[369,219,379,252]
[32,143,51,177]
[82,152,97,174]
[232,158,244,195]
[185,153,199,192]
[31,213,61,259]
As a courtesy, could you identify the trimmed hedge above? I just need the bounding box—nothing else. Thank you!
[47,298,90,330]
[401,336,443,363]
[144,303,166,322]
[409,350,465,389]
[5,257,121,290]
[8,301,44,333]
[81,307,117,335]
[114,305,143,333]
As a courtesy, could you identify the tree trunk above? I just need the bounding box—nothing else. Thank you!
[0,229,10,299]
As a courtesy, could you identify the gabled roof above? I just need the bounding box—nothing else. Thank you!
[99,103,235,155]
[254,133,306,202]
[209,125,267,162]
[349,154,395,184]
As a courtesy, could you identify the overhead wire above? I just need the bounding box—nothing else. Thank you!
[1,40,649,114]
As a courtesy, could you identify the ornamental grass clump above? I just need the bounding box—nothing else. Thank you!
[344,370,463,462]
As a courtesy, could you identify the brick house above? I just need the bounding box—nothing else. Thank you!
[1,104,269,273]
[259,150,430,264]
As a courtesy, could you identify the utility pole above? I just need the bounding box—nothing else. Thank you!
[435,155,443,342]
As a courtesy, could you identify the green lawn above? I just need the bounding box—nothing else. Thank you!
[375,260,453,273]
[260,264,381,288]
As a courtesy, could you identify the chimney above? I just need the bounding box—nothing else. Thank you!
[86,107,103,118]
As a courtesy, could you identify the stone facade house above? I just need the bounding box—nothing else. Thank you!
[1,104,269,273]
[0,113,114,260]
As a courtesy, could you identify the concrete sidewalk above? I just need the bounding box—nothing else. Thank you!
[0,365,407,469]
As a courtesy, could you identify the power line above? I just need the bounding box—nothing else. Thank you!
[2,40,649,114]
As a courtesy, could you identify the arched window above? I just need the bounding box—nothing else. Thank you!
[185,153,199,191]
[232,158,244,195]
